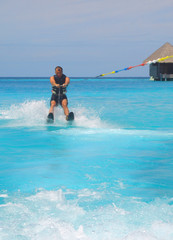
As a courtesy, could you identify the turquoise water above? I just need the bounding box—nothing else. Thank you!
[0,77,173,240]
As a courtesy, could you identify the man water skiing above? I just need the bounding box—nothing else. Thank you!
[47,66,74,122]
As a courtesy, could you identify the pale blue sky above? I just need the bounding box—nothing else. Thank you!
[0,0,172,77]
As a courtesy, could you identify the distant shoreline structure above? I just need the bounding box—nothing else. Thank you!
[143,42,173,81]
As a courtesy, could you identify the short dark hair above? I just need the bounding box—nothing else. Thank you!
[55,66,63,72]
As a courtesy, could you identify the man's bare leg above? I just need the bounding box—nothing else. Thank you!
[61,99,69,118]
[47,100,56,122]
[49,100,56,114]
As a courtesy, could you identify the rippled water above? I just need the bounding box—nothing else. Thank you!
[0,77,173,240]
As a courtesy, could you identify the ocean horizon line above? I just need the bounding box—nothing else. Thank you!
[0,76,149,80]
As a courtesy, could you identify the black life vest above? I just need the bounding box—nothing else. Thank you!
[54,74,66,85]
[52,74,67,95]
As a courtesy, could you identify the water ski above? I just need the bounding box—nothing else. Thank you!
[66,112,74,121]
[47,113,54,123]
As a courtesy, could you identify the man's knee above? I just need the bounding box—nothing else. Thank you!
[61,99,68,108]
[51,100,56,107]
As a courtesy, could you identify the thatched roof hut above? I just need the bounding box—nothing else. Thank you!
[144,42,173,63]
[144,42,173,80]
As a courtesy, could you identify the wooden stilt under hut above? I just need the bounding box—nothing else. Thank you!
[143,42,173,81]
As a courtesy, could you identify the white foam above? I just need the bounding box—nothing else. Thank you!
[112,203,129,215]
[0,194,8,198]
[123,231,158,240]
[77,189,101,200]
[151,221,173,240]
[1,100,173,138]
[71,106,105,129]
[54,127,173,138]
[26,189,66,202]
[0,100,107,129]
[0,100,48,126]
[1,189,173,240]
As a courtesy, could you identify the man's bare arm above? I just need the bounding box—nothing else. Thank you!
[50,76,60,87]
[64,77,70,86]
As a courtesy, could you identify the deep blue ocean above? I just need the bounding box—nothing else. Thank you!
[0,77,173,240]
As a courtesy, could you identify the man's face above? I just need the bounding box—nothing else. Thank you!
[55,68,62,77]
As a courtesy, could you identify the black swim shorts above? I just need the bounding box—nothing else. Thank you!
[50,93,68,106]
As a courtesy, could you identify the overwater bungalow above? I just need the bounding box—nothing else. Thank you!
[143,42,173,81]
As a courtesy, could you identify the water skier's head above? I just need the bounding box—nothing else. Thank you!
[55,66,63,77]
